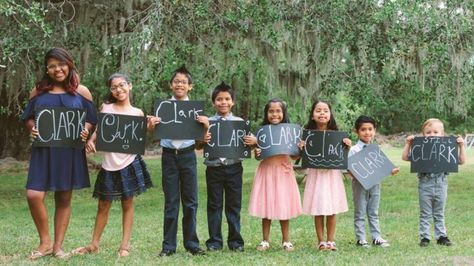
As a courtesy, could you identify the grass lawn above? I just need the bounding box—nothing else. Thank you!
[1,147,473,265]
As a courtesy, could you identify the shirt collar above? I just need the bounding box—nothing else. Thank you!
[213,112,234,120]
[171,95,189,101]
[357,139,370,148]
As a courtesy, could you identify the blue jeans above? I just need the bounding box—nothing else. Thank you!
[205,163,244,249]
[161,150,200,251]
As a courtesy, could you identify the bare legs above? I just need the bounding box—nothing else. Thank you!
[76,197,134,256]
[119,197,134,254]
[315,215,337,242]
[88,199,112,250]
[261,218,290,243]
[26,189,72,254]
[53,191,72,253]
[27,190,53,253]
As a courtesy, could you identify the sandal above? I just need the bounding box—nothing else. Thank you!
[282,242,294,251]
[318,241,328,251]
[327,241,338,251]
[53,250,71,260]
[256,240,270,251]
[118,247,130,257]
[71,245,99,255]
[28,248,53,260]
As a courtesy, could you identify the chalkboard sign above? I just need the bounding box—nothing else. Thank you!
[348,144,395,190]
[154,100,206,139]
[204,120,251,158]
[255,123,302,160]
[96,113,147,155]
[301,130,349,169]
[34,107,86,148]
[410,136,459,173]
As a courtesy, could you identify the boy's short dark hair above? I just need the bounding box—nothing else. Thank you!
[170,65,193,85]
[211,82,235,102]
[354,115,376,131]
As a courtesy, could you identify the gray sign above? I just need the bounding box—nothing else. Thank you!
[410,136,458,173]
[154,100,205,139]
[204,120,251,158]
[34,107,86,148]
[255,123,301,160]
[301,130,349,169]
[348,144,395,189]
[96,113,147,155]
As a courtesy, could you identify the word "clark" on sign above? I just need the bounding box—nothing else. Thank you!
[96,113,147,155]
[34,107,86,148]
[410,136,459,173]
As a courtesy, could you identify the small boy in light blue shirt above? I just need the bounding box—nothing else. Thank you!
[348,115,399,248]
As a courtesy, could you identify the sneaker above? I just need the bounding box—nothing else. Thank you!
[356,240,370,248]
[436,236,452,246]
[419,238,430,247]
[373,237,390,247]
[282,242,294,251]
[256,241,270,251]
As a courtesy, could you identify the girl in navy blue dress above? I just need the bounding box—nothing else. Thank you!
[21,48,97,260]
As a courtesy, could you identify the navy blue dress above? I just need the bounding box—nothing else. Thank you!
[21,92,97,191]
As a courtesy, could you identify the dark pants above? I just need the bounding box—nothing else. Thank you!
[161,151,199,251]
[205,163,244,249]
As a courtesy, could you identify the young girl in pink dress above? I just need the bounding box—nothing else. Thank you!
[72,73,153,257]
[302,100,351,251]
[248,99,302,251]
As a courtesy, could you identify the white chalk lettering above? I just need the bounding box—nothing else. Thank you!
[100,114,144,143]
[155,101,203,124]
[36,109,84,142]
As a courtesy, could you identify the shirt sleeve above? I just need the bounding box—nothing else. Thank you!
[20,97,37,122]
[81,95,98,125]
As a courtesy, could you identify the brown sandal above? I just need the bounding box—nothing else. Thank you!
[53,250,71,260]
[71,245,99,255]
[28,248,53,260]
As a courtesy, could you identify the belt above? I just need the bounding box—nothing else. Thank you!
[162,145,195,155]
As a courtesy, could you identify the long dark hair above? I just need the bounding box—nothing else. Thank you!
[305,100,338,130]
[104,73,132,104]
[261,98,289,125]
[35,47,79,95]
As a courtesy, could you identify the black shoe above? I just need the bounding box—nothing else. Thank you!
[206,246,222,252]
[230,246,245,252]
[437,236,452,246]
[188,247,206,256]
[158,249,175,257]
[419,238,430,247]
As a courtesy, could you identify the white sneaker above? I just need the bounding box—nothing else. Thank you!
[373,237,390,247]
[356,240,370,248]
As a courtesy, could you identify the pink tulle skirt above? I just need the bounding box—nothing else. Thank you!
[248,155,302,220]
[303,168,348,215]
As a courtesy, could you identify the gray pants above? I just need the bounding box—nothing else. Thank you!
[418,173,448,240]
[352,179,381,241]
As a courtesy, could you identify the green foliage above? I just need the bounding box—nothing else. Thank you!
[2,1,474,158]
